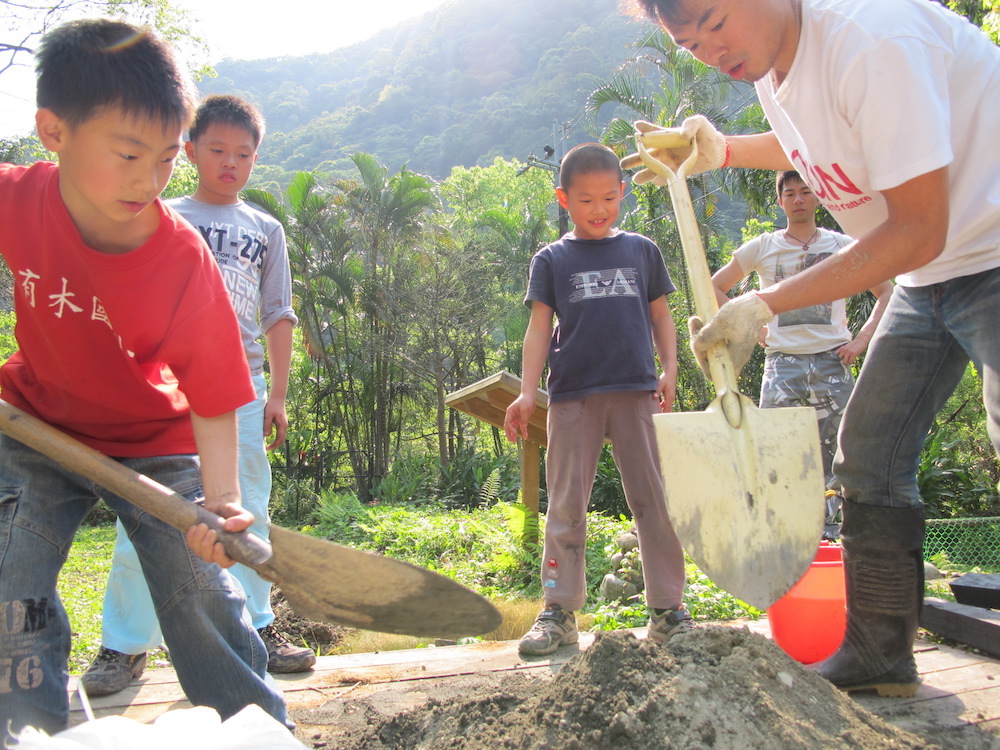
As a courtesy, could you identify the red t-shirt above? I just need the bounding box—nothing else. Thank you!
[0,162,254,457]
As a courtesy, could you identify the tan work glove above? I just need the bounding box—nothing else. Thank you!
[620,116,728,186]
[689,293,774,377]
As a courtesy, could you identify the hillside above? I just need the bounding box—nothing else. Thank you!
[199,0,653,182]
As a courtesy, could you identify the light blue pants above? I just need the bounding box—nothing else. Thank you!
[834,267,1000,509]
[101,374,274,654]
[0,434,287,740]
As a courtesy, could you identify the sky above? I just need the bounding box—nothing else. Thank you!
[0,0,451,137]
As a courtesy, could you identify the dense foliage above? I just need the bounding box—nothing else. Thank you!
[200,0,646,184]
[0,0,997,533]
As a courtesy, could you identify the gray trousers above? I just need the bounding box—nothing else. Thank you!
[542,390,686,611]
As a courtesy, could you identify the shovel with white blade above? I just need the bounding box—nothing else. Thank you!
[633,125,825,610]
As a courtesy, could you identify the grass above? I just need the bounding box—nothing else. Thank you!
[58,507,994,674]
[56,507,751,672]
[58,525,601,670]
[57,525,115,675]
[57,525,169,675]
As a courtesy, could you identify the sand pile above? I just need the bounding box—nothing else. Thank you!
[308,627,935,749]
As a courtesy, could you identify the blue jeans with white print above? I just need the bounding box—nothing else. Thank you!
[834,266,1000,509]
[0,434,289,740]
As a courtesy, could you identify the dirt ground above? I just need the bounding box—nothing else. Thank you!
[270,588,348,653]
[288,626,998,750]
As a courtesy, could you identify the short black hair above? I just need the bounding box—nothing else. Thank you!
[625,0,690,26]
[35,18,195,130]
[776,170,806,195]
[559,143,623,190]
[189,94,266,147]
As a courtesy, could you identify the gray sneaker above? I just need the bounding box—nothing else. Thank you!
[648,605,693,643]
[518,604,578,656]
[257,624,317,673]
[79,647,147,696]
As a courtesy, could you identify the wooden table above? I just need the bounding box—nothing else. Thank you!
[445,371,547,545]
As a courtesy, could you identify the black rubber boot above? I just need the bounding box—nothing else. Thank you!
[808,498,925,697]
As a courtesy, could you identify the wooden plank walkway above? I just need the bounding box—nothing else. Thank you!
[68,618,1000,748]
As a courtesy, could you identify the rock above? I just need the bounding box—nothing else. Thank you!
[617,531,639,552]
[924,561,944,580]
[601,573,625,600]
[610,552,624,572]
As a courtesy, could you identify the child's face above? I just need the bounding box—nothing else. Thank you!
[38,106,182,252]
[557,171,625,241]
[185,122,258,205]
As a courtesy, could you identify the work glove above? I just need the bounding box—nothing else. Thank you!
[689,293,774,377]
[620,116,728,186]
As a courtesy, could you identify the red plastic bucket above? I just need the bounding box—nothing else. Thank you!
[767,542,846,664]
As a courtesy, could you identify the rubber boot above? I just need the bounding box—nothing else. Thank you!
[808,498,925,697]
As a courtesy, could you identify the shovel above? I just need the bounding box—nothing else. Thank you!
[0,400,502,638]
[634,127,825,610]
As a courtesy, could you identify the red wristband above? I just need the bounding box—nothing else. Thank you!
[722,140,733,168]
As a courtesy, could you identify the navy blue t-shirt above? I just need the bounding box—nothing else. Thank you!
[525,231,675,402]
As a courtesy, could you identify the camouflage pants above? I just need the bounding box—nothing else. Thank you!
[760,349,854,524]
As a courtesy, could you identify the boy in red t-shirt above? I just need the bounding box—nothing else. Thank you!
[0,19,287,739]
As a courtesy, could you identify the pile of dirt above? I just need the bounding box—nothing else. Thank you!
[298,627,936,749]
[270,587,346,653]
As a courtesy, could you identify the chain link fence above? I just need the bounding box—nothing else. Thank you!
[924,516,1000,572]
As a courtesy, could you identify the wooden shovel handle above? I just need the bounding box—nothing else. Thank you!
[635,128,744,428]
[0,400,272,566]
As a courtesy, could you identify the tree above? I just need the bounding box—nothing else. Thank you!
[396,229,503,468]
[335,154,439,498]
[440,158,555,377]
[248,157,440,502]
[943,0,1000,44]
[244,172,354,499]
[1,0,209,79]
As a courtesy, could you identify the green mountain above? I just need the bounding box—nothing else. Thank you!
[199,0,653,182]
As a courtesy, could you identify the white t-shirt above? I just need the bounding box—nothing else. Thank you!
[755,0,1000,287]
[734,229,852,355]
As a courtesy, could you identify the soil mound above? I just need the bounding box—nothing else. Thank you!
[308,627,934,749]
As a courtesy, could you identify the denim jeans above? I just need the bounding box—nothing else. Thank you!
[102,375,275,653]
[0,434,288,739]
[834,266,1000,509]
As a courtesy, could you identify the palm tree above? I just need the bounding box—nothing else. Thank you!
[244,172,354,497]
[331,154,439,499]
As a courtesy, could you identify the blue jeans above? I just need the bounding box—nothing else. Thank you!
[0,434,288,739]
[834,267,1000,509]
[101,375,275,653]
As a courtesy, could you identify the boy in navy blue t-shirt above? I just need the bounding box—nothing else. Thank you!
[504,143,690,656]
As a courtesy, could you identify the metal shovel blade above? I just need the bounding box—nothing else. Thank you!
[654,395,825,610]
[633,126,826,609]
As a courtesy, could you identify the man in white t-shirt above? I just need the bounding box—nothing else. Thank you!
[711,171,891,539]
[627,0,1000,699]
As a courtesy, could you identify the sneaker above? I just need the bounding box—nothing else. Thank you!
[79,647,147,697]
[518,604,579,656]
[648,606,693,643]
[257,624,317,673]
